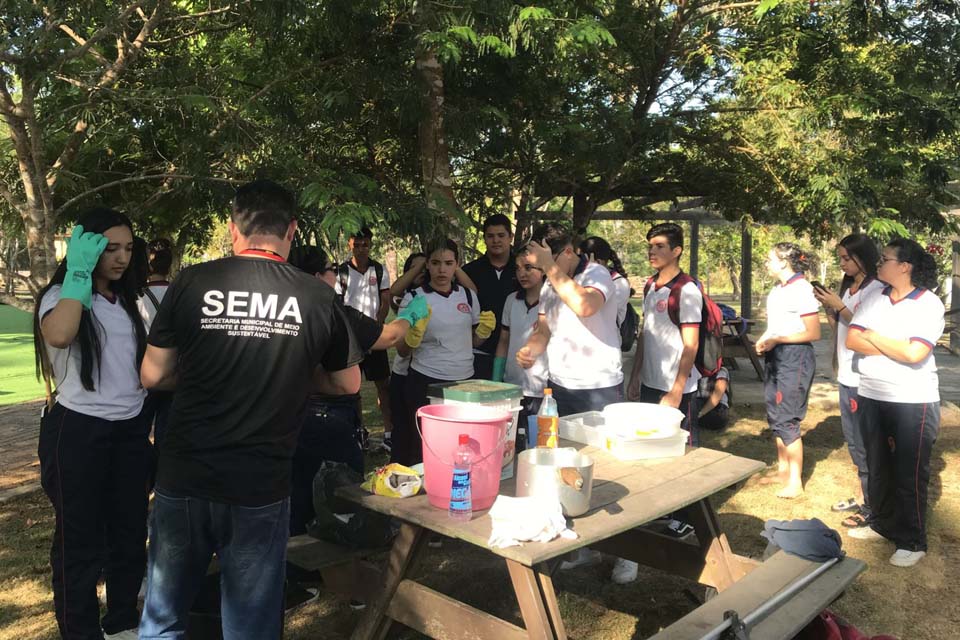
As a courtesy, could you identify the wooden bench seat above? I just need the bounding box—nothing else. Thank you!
[649,550,866,640]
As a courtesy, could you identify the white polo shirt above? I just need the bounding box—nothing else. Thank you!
[611,272,631,328]
[849,286,943,403]
[39,285,146,420]
[136,280,170,331]
[641,274,703,394]
[502,293,548,397]
[336,260,390,320]
[763,274,820,338]
[835,278,885,387]
[403,284,480,381]
[540,260,622,389]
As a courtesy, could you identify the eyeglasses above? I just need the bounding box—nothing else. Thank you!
[877,256,899,267]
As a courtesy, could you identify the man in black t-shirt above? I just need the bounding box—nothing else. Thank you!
[462,214,517,379]
[138,180,362,640]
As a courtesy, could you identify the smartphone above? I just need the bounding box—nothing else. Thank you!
[810,280,827,292]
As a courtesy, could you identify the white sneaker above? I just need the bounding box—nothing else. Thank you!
[889,549,926,567]
[559,548,602,571]
[847,525,886,541]
[103,629,138,640]
[610,558,638,584]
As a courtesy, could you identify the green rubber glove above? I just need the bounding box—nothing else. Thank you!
[397,296,430,326]
[404,306,432,349]
[475,310,496,340]
[59,225,108,309]
[492,356,507,382]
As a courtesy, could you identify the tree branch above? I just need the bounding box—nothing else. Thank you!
[147,21,241,46]
[0,177,22,211]
[56,173,244,216]
[47,0,168,191]
[46,1,147,67]
[56,23,112,66]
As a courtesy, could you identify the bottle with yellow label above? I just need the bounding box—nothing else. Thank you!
[536,388,559,447]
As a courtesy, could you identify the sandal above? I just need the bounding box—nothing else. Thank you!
[842,510,869,528]
[831,498,860,512]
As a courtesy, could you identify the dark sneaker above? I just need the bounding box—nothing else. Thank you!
[360,427,370,451]
[664,519,695,540]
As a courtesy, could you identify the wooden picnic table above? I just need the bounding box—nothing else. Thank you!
[339,442,765,640]
[722,317,766,380]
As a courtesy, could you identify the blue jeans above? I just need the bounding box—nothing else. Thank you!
[139,490,289,640]
[549,379,622,416]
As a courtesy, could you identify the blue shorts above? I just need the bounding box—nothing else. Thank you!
[764,343,815,446]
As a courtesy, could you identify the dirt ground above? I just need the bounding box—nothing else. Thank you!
[3,398,960,640]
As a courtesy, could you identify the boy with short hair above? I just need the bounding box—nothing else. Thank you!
[517,223,621,415]
[336,226,393,450]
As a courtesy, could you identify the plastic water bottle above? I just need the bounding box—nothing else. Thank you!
[449,434,473,522]
[537,388,559,448]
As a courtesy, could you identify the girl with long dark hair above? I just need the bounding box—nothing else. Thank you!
[34,208,151,639]
[812,234,884,526]
[579,236,631,328]
[846,238,943,568]
[755,242,822,499]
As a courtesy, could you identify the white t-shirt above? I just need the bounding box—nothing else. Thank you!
[539,260,622,389]
[641,275,703,394]
[611,272,631,328]
[39,285,146,420]
[336,261,390,320]
[763,274,820,339]
[502,293,548,397]
[835,278,885,387]
[137,280,170,331]
[849,286,943,403]
[403,284,480,380]
[392,294,412,376]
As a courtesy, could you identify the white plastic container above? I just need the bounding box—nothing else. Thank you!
[559,410,688,461]
[427,380,522,480]
[601,402,683,439]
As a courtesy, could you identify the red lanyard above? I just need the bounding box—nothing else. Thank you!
[238,248,285,262]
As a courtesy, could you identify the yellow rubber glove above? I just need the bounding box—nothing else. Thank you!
[475,310,496,340]
[404,306,432,348]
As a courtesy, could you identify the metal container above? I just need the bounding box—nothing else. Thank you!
[515,447,594,517]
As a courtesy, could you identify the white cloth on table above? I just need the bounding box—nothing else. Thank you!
[487,495,578,549]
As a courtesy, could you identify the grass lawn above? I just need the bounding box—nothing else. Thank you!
[0,305,44,407]
[2,388,958,639]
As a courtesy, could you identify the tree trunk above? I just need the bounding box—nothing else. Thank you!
[727,264,741,297]
[572,190,595,240]
[513,190,532,248]
[416,46,463,248]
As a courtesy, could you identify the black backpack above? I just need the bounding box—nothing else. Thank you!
[619,301,640,352]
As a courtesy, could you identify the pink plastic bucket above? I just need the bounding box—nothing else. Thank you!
[417,404,512,510]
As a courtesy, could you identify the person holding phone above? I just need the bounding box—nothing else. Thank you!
[812,235,884,527]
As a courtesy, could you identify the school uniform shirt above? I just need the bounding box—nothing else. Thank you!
[402,284,480,381]
[462,254,517,356]
[764,274,820,338]
[148,256,363,506]
[641,274,703,394]
[835,278,886,387]
[392,294,413,376]
[502,292,548,397]
[137,280,170,331]
[336,260,390,320]
[39,286,146,420]
[539,259,622,390]
[611,272,631,327]
[716,366,730,407]
[849,286,943,404]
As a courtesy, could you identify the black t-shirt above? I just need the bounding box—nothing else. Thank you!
[309,305,381,406]
[462,254,517,355]
[149,256,363,506]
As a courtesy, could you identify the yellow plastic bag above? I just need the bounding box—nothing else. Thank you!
[361,463,423,498]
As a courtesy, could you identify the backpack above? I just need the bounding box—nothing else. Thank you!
[338,260,385,309]
[619,299,640,352]
[644,273,724,377]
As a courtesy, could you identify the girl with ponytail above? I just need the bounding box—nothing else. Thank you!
[845,237,944,567]
[755,242,822,499]
[579,236,632,329]
[33,208,152,638]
